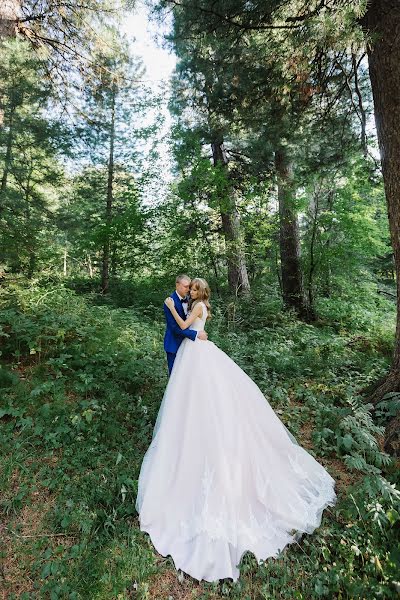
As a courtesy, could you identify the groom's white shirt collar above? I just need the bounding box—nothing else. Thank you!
[175,291,188,315]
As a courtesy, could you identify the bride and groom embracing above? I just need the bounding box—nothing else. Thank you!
[135,274,336,583]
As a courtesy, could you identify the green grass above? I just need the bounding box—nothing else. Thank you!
[1,280,399,599]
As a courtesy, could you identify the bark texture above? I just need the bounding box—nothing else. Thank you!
[274,148,313,320]
[0,102,15,203]
[211,139,250,296]
[361,0,400,454]
[0,0,19,38]
[101,84,116,294]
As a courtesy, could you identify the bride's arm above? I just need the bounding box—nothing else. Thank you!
[164,299,202,329]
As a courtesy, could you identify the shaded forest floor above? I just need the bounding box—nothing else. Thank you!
[1,279,400,599]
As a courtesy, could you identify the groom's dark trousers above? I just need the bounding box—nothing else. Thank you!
[166,352,176,375]
[164,291,197,375]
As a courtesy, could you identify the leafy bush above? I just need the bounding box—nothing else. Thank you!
[1,281,399,599]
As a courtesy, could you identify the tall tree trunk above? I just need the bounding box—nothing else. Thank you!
[307,186,320,310]
[24,177,35,279]
[323,189,334,298]
[361,0,400,455]
[101,84,116,294]
[87,254,93,278]
[27,251,36,279]
[211,139,250,296]
[0,101,16,209]
[274,148,313,320]
[110,244,117,280]
[63,248,67,277]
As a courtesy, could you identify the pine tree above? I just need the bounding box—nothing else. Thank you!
[0,38,69,275]
[76,28,147,292]
[158,0,400,449]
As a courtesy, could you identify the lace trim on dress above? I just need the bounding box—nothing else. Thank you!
[179,454,336,546]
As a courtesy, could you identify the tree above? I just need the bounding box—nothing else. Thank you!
[166,13,252,296]
[72,28,156,291]
[159,1,342,313]
[300,155,389,304]
[0,38,69,276]
[57,167,146,280]
[0,0,19,37]
[0,0,131,145]
[157,0,400,450]
[274,146,309,317]
[355,1,400,452]
[210,139,250,295]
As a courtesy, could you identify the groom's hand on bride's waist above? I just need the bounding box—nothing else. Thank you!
[197,331,208,341]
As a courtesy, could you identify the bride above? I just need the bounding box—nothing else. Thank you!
[135,277,336,583]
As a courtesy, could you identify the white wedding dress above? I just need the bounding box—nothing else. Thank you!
[135,302,336,582]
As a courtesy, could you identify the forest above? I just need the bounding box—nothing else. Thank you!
[0,0,400,598]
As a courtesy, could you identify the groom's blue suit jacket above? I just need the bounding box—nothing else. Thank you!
[164,291,197,354]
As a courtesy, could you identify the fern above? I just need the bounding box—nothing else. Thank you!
[360,475,400,501]
[375,393,400,423]
[333,395,393,475]
[344,454,381,474]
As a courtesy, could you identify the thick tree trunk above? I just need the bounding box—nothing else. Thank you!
[274,148,313,320]
[211,139,250,296]
[101,85,116,294]
[361,0,400,454]
[0,0,19,38]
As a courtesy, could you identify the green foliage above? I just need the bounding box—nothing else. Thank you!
[1,0,399,597]
[0,281,167,597]
[0,38,70,276]
[301,156,391,302]
[1,280,398,599]
[57,167,148,278]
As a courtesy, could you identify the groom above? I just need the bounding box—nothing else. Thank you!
[164,274,207,374]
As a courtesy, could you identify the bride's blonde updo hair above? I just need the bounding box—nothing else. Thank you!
[189,277,211,320]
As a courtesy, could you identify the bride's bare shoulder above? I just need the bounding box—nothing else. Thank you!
[191,302,204,314]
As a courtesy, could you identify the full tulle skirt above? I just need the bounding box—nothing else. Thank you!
[135,337,336,582]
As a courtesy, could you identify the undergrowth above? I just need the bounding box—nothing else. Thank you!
[0,280,399,599]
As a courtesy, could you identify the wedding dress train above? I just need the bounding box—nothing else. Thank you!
[135,302,336,582]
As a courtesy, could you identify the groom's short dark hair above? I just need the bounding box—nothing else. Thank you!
[176,274,190,284]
